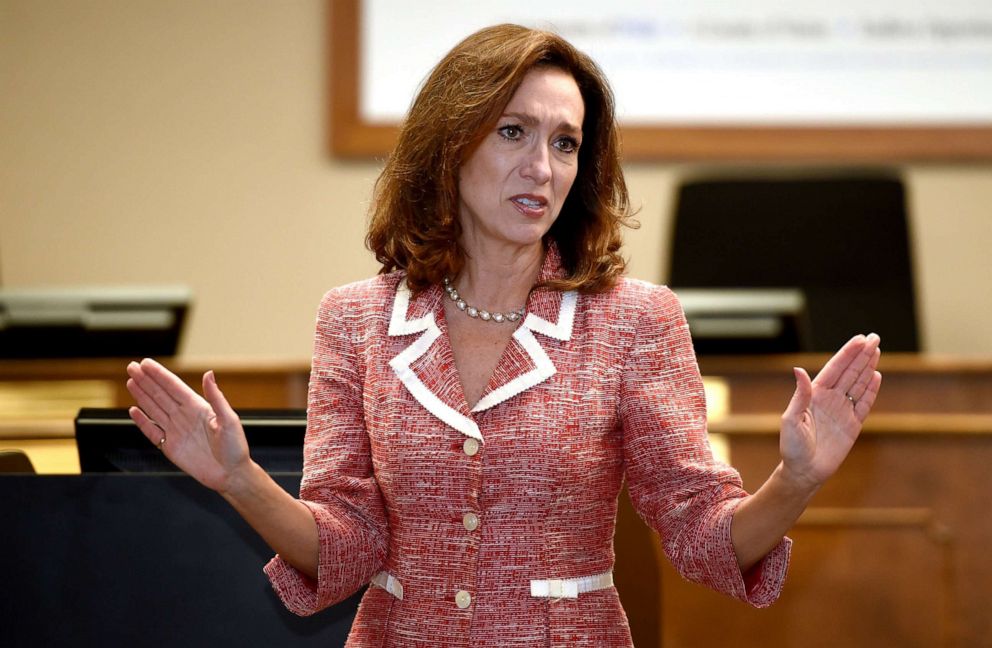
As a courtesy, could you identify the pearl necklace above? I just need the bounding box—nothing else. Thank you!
[443,277,526,324]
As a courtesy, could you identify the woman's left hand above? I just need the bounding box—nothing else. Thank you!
[779,333,882,491]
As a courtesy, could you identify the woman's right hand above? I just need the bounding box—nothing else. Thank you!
[125,358,251,493]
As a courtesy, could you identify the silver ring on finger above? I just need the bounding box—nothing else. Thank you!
[846,393,856,405]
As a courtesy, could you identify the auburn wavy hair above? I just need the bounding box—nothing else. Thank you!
[365,24,634,294]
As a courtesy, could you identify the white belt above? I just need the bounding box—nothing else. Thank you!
[370,571,404,600]
[370,569,613,602]
[530,570,614,600]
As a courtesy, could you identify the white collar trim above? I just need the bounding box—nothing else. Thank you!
[387,280,578,435]
[387,280,483,442]
[470,290,577,412]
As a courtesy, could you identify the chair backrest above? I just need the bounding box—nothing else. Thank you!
[0,450,36,473]
[669,174,919,352]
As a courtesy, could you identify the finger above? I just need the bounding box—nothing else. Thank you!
[202,371,239,428]
[138,358,205,409]
[812,334,867,389]
[129,405,169,450]
[128,360,183,417]
[782,367,812,424]
[125,377,172,427]
[853,371,883,422]
[846,347,881,401]
[834,334,880,396]
[818,333,879,395]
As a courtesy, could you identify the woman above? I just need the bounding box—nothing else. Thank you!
[125,25,881,647]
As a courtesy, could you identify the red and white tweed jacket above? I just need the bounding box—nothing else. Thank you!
[264,250,790,647]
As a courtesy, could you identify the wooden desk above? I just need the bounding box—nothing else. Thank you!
[5,352,987,414]
[652,354,992,648]
[0,357,312,412]
[2,354,990,646]
[698,353,992,415]
[0,357,310,472]
[645,420,991,648]
[3,352,989,414]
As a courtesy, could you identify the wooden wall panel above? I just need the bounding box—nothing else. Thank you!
[661,521,949,648]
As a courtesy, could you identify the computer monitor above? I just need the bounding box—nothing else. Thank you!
[675,287,809,355]
[0,286,190,358]
[75,408,307,473]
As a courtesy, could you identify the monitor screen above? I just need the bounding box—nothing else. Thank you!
[675,287,810,355]
[75,408,306,473]
[0,286,190,358]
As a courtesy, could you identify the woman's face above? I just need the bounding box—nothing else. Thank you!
[457,67,585,255]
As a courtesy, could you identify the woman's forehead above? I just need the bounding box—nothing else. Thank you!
[502,68,584,128]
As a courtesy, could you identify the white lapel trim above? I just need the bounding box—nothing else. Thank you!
[387,280,483,442]
[522,289,578,341]
[471,290,578,413]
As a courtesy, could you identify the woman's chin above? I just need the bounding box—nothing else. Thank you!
[508,220,557,246]
[464,227,551,252]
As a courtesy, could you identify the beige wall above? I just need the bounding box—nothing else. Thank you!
[2,0,991,359]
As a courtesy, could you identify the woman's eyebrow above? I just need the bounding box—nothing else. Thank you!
[500,111,582,134]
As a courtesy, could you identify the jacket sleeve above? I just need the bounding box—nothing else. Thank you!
[618,284,790,608]
[264,288,389,616]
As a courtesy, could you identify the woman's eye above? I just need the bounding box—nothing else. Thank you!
[497,125,523,140]
[554,137,580,154]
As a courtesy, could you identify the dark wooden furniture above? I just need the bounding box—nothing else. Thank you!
[649,354,992,648]
[2,354,990,646]
[0,474,359,647]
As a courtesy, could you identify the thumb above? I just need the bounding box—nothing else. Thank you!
[202,370,239,427]
[782,367,812,423]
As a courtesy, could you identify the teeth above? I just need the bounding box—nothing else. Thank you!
[515,197,541,207]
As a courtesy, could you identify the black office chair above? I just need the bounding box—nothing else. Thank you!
[669,173,919,352]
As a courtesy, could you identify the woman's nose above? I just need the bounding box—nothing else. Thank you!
[519,144,552,185]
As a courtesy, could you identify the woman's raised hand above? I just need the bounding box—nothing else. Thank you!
[125,358,251,493]
[779,333,882,491]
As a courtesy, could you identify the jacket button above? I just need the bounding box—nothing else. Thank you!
[455,590,472,609]
[462,438,480,456]
[462,512,479,531]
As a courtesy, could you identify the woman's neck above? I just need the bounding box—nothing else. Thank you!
[454,241,544,313]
